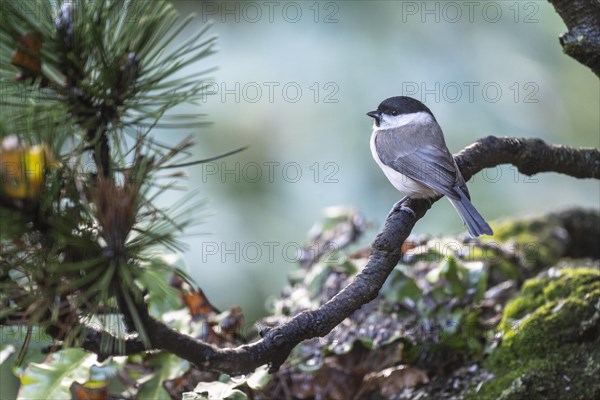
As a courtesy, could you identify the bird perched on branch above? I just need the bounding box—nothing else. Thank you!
[367,96,493,237]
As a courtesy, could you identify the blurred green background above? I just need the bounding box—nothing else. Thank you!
[162,0,599,325]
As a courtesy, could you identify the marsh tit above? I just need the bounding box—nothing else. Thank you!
[367,96,493,237]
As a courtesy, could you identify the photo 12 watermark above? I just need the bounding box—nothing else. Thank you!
[399,1,540,24]
[404,240,542,267]
[198,1,340,24]
[200,240,340,264]
[0,82,57,105]
[199,81,340,104]
[0,1,142,24]
[200,161,340,184]
[401,81,540,104]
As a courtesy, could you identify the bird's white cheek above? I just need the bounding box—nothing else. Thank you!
[378,112,433,130]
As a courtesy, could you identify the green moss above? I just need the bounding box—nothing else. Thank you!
[495,260,522,282]
[499,267,600,331]
[489,217,570,272]
[471,267,600,400]
[473,345,600,400]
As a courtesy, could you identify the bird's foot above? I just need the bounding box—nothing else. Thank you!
[392,196,416,218]
[392,196,408,212]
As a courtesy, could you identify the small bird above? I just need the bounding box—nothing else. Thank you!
[367,96,493,237]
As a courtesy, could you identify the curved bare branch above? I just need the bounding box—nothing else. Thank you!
[58,136,600,375]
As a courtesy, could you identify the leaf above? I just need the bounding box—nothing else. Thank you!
[1,326,52,374]
[0,344,15,364]
[427,257,466,297]
[384,269,423,302]
[335,260,358,275]
[181,289,220,317]
[139,266,183,317]
[184,381,248,400]
[304,262,331,295]
[17,349,96,400]
[245,365,271,390]
[136,352,190,400]
[70,381,107,400]
[360,365,429,397]
[405,246,444,263]
[11,31,43,76]
[440,309,465,337]
[464,261,488,301]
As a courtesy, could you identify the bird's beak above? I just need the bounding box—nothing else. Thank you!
[367,110,381,127]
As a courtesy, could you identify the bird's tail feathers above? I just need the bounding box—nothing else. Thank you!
[448,190,493,237]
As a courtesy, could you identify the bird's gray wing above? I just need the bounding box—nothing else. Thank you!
[375,124,462,200]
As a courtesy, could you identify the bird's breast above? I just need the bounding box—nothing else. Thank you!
[370,130,439,198]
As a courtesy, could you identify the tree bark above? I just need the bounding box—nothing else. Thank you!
[548,0,600,77]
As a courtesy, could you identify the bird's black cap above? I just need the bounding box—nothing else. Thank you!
[367,96,435,124]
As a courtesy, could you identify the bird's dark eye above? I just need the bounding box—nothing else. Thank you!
[391,111,398,115]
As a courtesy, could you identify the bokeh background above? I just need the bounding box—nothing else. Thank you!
[2,2,599,397]
[161,0,599,324]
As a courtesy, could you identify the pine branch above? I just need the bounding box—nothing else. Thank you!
[45,323,147,361]
[1,0,220,356]
[60,136,600,375]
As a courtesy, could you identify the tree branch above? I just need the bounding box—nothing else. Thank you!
[67,136,599,375]
[455,136,600,180]
[548,0,600,77]
[45,324,147,361]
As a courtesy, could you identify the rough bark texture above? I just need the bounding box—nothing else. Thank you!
[548,0,600,77]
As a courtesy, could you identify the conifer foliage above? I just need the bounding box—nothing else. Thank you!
[0,0,220,380]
